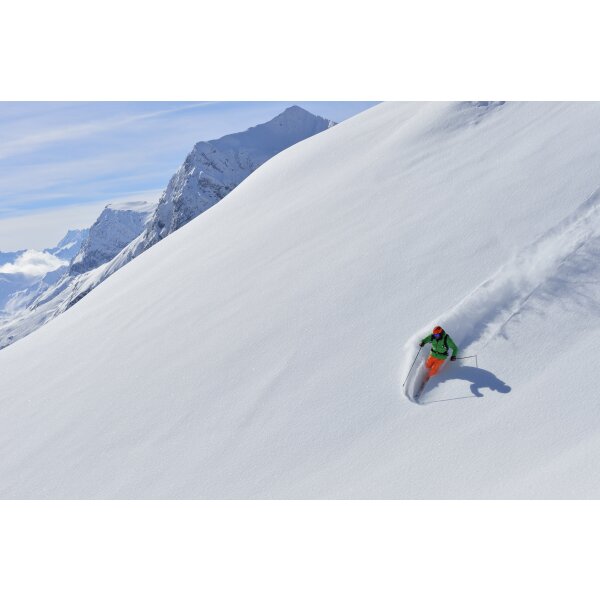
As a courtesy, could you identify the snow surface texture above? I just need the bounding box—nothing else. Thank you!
[0,106,334,350]
[1,102,600,498]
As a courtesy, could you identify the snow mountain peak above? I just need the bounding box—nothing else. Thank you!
[69,200,156,276]
[142,106,335,246]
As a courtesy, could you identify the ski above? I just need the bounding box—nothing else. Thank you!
[413,377,428,402]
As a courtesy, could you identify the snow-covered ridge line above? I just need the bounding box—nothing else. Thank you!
[69,200,157,276]
[402,185,600,389]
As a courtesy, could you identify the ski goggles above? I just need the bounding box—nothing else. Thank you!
[433,333,442,339]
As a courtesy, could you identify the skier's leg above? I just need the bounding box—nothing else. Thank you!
[424,355,435,379]
[428,357,444,377]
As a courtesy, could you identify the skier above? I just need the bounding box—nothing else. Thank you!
[419,326,458,379]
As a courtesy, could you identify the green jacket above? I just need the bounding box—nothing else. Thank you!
[420,332,458,360]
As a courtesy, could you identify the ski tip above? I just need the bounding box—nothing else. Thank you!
[404,390,422,404]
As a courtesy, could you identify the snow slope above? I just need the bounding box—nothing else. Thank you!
[1,101,600,498]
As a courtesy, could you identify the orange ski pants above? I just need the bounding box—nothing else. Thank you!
[425,355,445,378]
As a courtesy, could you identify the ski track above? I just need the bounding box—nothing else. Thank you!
[402,186,600,400]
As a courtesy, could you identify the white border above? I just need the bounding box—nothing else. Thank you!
[1,0,599,99]
[1,501,598,599]
[1,1,599,597]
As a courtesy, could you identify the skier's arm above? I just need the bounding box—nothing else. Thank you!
[447,335,459,358]
[420,334,433,346]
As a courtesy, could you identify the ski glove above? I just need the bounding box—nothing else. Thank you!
[419,342,424,347]
[450,356,457,361]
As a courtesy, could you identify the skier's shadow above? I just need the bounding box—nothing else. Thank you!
[424,365,511,403]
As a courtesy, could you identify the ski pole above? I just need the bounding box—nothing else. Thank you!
[402,347,422,387]
[455,354,478,367]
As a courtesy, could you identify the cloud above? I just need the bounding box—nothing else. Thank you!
[0,249,67,277]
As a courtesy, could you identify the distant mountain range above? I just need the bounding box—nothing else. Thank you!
[0,106,334,349]
[0,230,88,318]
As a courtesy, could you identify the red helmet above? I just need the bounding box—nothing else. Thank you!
[432,326,443,334]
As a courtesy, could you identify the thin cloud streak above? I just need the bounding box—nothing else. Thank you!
[0,101,218,160]
[0,150,172,205]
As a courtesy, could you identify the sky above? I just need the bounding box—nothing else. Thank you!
[0,101,378,251]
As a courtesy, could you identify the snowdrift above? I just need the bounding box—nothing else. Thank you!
[1,101,600,498]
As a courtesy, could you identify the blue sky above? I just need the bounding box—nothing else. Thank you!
[0,101,378,251]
